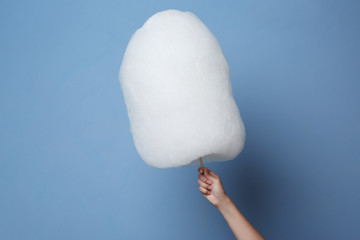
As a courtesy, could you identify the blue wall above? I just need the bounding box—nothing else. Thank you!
[1,0,359,239]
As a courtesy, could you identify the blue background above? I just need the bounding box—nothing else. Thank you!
[1,0,359,239]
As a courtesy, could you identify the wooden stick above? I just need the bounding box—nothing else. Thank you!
[199,157,204,168]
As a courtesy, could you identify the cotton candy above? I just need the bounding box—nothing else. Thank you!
[119,10,245,168]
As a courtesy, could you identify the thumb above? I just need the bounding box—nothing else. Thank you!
[204,167,212,178]
[209,169,218,179]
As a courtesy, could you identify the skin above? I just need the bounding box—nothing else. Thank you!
[198,167,265,240]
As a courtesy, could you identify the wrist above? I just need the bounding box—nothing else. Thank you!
[215,195,231,211]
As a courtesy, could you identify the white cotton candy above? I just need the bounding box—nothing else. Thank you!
[119,9,245,168]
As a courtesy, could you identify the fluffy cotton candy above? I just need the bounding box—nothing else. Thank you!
[119,9,245,168]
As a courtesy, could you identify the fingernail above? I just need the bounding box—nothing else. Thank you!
[207,180,212,184]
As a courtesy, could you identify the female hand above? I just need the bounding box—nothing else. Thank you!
[197,167,229,208]
[197,167,265,240]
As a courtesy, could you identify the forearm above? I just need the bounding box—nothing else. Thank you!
[217,196,264,240]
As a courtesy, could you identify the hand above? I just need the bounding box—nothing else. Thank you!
[197,167,229,208]
[197,167,265,240]
[198,167,265,240]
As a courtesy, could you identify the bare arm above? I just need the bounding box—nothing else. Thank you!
[197,167,264,240]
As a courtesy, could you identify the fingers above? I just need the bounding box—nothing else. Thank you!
[198,173,212,184]
[199,186,210,195]
[197,179,212,190]
[198,167,218,182]
[197,167,217,196]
